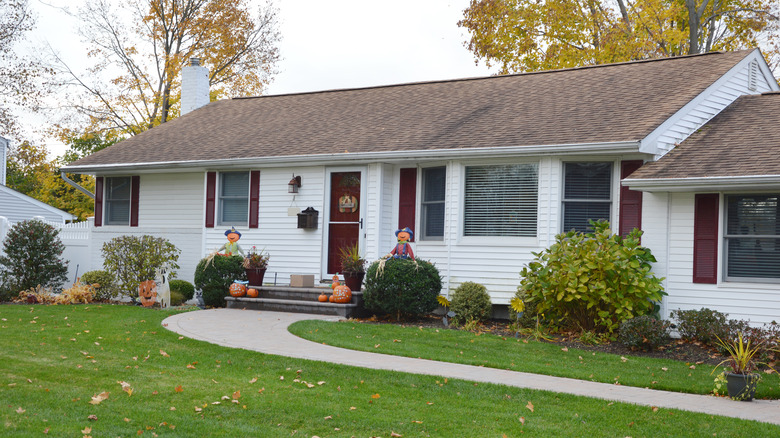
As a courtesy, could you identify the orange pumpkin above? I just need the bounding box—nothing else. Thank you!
[330,275,352,304]
[318,292,328,302]
[246,288,259,298]
[139,280,157,307]
[229,282,247,297]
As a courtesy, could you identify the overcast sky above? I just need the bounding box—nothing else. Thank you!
[20,0,495,155]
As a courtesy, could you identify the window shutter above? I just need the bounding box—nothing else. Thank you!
[130,176,140,227]
[693,193,719,284]
[205,172,216,228]
[249,170,260,228]
[619,160,643,236]
[94,177,103,227]
[398,168,417,241]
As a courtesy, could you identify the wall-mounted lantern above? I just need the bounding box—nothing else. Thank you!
[288,174,302,193]
[297,207,318,229]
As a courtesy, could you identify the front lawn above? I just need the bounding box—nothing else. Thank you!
[1,305,777,437]
[289,319,780,399]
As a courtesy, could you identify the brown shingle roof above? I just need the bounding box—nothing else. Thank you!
[67,50,754,170]
[629,92,780,180]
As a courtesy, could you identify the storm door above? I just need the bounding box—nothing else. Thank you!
[326,171,363,275]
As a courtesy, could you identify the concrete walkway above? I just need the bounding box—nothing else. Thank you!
[162,308,780,425]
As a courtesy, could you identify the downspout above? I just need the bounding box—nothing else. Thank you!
[60,171,95,199]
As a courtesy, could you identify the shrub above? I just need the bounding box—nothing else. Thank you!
[194,255,245,308]
[618,315,671,351]
[0,219,68,292]
[670,308,731,346]
[80,270,120,301]
[509,289,539,329]
[363,258,441,320]
[169,279,195,301]
[449,281,492,325]
[169,290,185,306]
[519,220,665,334]
[101,235,180,301]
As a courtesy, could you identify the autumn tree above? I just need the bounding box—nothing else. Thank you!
[459,0,780,73]
[54,0,280,135]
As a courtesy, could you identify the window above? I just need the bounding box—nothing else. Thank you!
[464,163,538,237]
[421,167,445,240]
[562,162,612,232]
[218,172,249,226]
[105,176,131,225]
[725,195,780,281]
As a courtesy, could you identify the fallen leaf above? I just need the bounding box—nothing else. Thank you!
[186,364,196,369]
[519,417,525,425]
[232,390,241,400]
[350,407,357,410]
[689,365,696,369]
[194,407,202,412]
[621,356,628,363]
[249,378,257,384]
[124,418,131,422]
[159,350,169,357]
[174,385,183,393]
[525,401,534,412]
[652,406,659,412]
[371,393,380,399]
[318,381,325,385]
[661,367,668,371]
[117,381,133,396]
[391,432,402,437]
[82,427,92,434]
[89,392,110,405]
[88,415,97,421]
[169,407,176,411]
[43,427,49,434]
[15,407,25,414]
[279,376,284,380]
[561,347,568,352]
[324,415,332,420]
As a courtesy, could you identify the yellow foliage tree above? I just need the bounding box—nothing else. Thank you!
[459,0,779,74]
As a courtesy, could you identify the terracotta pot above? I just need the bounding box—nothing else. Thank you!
[245,268,266,286]
[343,271,365,291]
[725,372,759,401]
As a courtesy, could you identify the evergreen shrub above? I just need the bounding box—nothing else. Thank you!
[0,219,68,293]
[363,258,441,320]
[450,281,492,325]
[194,255,245,308]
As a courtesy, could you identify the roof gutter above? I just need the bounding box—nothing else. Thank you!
[60,171,95,199]
[623,175,780,192]
[61,141,642,174]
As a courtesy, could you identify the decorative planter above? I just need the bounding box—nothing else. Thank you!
[725,372,760,401]
[245,268,266,286]
[343,271,365,291]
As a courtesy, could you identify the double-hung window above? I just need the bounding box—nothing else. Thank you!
[463,163,538,237]
[218,171,249,226]
[725,195,780,281]
[104,176,132,225]
[421,167,446,240]
[562,162,612,232]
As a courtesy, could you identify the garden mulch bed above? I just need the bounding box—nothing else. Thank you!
[355,314,726,367]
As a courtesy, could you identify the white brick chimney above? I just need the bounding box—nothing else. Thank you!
[0,136,7,186]
[181,58,210,115]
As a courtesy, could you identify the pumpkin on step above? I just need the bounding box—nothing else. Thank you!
[318,292,328,302]
[229,281,247,297]
[330,274,352,304]
[246,288,259,298]
[139,280,157,307]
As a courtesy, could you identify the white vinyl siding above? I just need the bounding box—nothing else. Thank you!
[218,172,249,226]
[562,162,612,232]
[724,195,780,282]
[104,176,131,225]
[463,163,538,237]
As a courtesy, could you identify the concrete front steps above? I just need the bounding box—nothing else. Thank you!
[225,285,366,318]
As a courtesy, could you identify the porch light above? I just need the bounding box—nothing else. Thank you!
[288,174,302,193]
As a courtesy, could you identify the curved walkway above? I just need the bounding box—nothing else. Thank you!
[162,309,780,425]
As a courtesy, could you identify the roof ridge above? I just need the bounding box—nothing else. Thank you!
[234,50,753,101]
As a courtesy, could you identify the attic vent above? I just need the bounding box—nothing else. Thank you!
[748,60,758,91]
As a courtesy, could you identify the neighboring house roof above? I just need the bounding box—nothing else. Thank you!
[0,184,76,224]
[65,50,757,173]
[625,92,780,191]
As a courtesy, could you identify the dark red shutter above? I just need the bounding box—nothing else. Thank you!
[398,168,417,241]
[205,172,216,228]
[619,160,644,237]
[130,176,140,227]
[693,193,719,284]
[94,177,103,227]
[249,170,260,228]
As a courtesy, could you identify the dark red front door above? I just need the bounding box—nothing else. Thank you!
[327,172,361,274]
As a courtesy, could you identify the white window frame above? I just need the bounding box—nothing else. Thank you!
[420,166,446,241]
[561,161,614,233]
[723,193,780,283]
[217,171,250,227]
[104,176,132,226]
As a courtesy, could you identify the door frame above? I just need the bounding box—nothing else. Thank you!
[321,166,368,279]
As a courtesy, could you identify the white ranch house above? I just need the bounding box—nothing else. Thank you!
[62,50,780,323]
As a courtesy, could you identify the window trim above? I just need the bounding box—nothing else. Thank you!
[723,193,780,284]
[561,161,615,233]
[420,166,446,241]
[103,176,133,226]
[217,171,250,227]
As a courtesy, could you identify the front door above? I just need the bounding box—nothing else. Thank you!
[326,171,362,275]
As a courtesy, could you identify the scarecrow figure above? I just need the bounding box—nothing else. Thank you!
[387,227,415,260]
[218,227,245,256]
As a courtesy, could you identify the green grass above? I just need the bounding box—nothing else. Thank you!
[0,305,776,437]
[289,319,780,399]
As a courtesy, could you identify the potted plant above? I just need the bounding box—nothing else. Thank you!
[243,246,269,286]
[338,243,366,291]
[712,332,764,401]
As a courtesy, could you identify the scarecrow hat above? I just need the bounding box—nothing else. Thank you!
[395,227,414,240]
[225,227,241,238]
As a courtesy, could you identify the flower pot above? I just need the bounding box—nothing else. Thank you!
[245,268,266,286]
[725,372,759,401]
[343,271,365,291]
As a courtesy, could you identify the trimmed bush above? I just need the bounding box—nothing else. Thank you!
[169,290,185,306]
[101,235,180,301]
[363,258,441,320]
[169,279,195,301]
[450,281,492,325]
[0,219,68,293]
[80,270,120,301]
[671,308,731,346]
[618,315,670,351]
[194,255,246,308]
[519,220,665,334]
